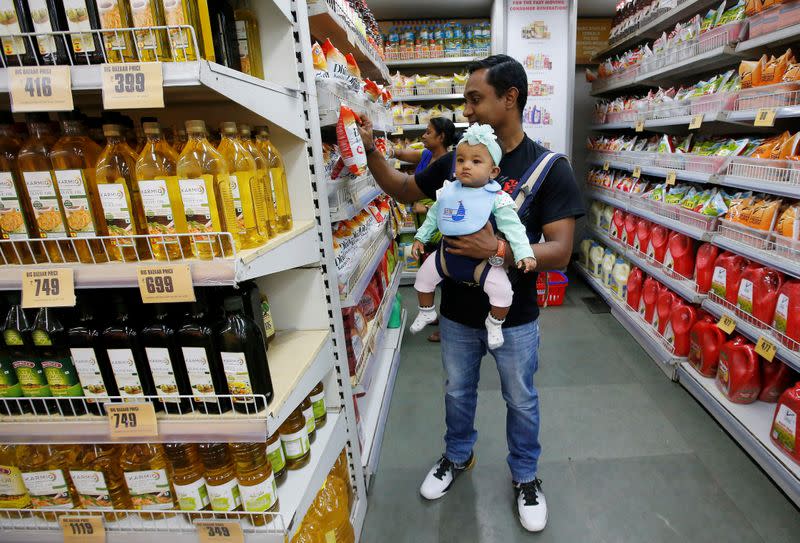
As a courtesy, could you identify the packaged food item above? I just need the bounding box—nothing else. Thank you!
[779,133,800,159]
[745,0,761,17]
[657,135,675,154]
[665,185,690,205]
[322,39,348,84]
[776,205,800,239]
[726,194,755,222]
[700,191,729,217]
[739,59,761,89]
[760,361,797,403]
[312,42,328,79]
[345,54,362,91]
[738,198,781,231]
[763,49,795,85]
[336,107,367,176]
[364,79,382,102]
[718,1,746,24]
[784,63,800,82]
[751,133,788,159]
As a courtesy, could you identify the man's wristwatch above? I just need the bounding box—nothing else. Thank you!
[488,239,506,267]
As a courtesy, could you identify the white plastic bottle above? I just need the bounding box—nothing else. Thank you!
[602,249,617,288]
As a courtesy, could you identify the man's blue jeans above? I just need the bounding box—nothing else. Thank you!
[439,315,541,483]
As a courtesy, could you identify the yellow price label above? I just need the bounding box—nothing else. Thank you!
[394,160,402,169]
[196,521,245,543]
[716,314,736,334]
[754,107,777,127]
[137,264,195,303]
[666,171,677,185]
[755,336,778,362]
[101,62,164,110]
[60,516,105,543]
[106,403,158,438]
[21,269,76,309]
[9,66,73,112]
[603,161,610,171]
[632,165,642,178]
[635,118,645,132]
[689,114,704,130]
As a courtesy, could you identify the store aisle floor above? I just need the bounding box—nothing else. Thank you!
[362,272,800,542]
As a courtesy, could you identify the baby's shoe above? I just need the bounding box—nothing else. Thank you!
[410,306,438,334]
[485,314,505,349]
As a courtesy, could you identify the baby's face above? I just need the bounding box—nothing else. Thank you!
[455,143,499,188]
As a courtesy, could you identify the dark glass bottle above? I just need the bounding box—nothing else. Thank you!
[61,0,104,64]
[208,1,241,71]
[102,294,159,409]
[141,303,190,414]
[0,1,37,66]
[216,295,272,413]
[177,297,230,414]
[3,300,48,414]
[31,307,85,416]
[68,295,117,415]
[238,281,271,350]
[0,294,24,415]
[27,0,70,64]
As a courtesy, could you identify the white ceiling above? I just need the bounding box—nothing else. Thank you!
[368,0,617,21]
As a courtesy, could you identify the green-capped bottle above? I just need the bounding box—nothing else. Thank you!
[32,307,85,416]
[4,300,52,414]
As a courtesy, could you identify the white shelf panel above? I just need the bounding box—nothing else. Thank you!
[329,186,385,223]
[725,105,800,123]
[394,122,469,132]
[637,44,741,85]
[626,202,715,241]
[400,269,417,286]
[714,171,800,199]
[735,23,800,55]
[385,56,481,67]
[678,365,800,507]
[340,233,393,308]
[712,235,800,280]
[586,154,714,185]
[392,94,464,102]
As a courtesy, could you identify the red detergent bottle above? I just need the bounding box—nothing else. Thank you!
[711,252,750,304]
[689,313,727,377]
[654,288,678,335]
[627,267,645,311]
[633,218,652,254]
[773,280,800,347]
[610,208,626,240]
[646,224,670,263]
[737,265,785,323]
[623,213,638,246]
[694,243,719,294]
[639,277,662,324]
[771,382,800,464]
[664,232,695,279]
[716,336,761,404]
[760,361,798,403]
[666,303,697,357]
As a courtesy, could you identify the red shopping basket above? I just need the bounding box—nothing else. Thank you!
[537,271,568,307]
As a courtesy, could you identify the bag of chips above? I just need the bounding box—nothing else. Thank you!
[322,39,348,84]
[364,79,382,102]
[336,106,368,176]
[312,42,328,79]
[776,205,800,239]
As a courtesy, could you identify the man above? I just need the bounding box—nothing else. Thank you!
[358,54,584,532]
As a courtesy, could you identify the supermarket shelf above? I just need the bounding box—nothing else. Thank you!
[637,44,741,85]
[626,202,715,241]
[735,23,800,55]
[399,225,417,234]
[586,154,714,184]
[385,56,480,67]
[394,122,469,132]
[591,111,731,131]
[392,93,464,102]
[586,187,631,211]
[400,269,417,286]
[712,235,800,279]
[350,494,367,542]
[725,105,800,123]
[0,61,306,139]
[0,221,318,290]
[715,170,800,199]
[678,365,800,507]
[340,233,393,307]
[329,185,385,223]
[589,121,632,130]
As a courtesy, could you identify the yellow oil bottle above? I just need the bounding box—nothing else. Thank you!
[0,118,39,264]
[16,444,78,520]
[121,444,176,517]
[130,0,172,61]
[230,442,279,525]
[197,443,241,512]
[239,124,276,238]
[0,445,31,509]
[163,443,211,512]
[96,0,137,63]
[233,0,264,79]
[70,445,132,518]
[255,125,292,232]
[162,0,203,61]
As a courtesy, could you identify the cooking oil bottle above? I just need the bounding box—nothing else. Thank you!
[266,431,287,484]
[32,307,85,416]
[0,116,38,264]
[255,125,292,232]
[96,0,136,62]
[310,381,326,429]
[279,405,310,470]
[162,0,203,61]
[301,395,316,444]
[121,444,176,515]
[70,444,132,515]
[177,120,239,259]
[174,128,188,153]
[0,299,24,416]
[130,0,171,61]
[217,122,267,249]
[163,443,210,512]
[18,114,76,263]
[197,443,241,512]
[239,124,276,238]
[230,442,279,524]
[142,303,191,413]
[96,124,149,262]
[0,445,30,509]
[16,444,78,519]
[233,0,264,79]
[50,115,106,263]
[136,122,190,260]
[4,299,53,414]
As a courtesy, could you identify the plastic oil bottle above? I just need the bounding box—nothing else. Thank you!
[233,0,264,79]
[230,442,279,524]
[4,299,53,414]
[16,444,78,520]
[0,445,31,509]
[266,431,287,485]
[239,124,276,238]
[162,0,203,62]
[217,122,267,249]
[49,115,106,263]
[197,443,241,512]
[279,406,310,470]
[136,121,190,260]
[142,303,191,413]
[254,126,292,232]
[309,381,326,429]
[121,444,175,515]
[32,307,85,416]
[301,395,316,444]
[70,444,132,517]
[177,120,239,259]
[18,114,76,263]
[96,124,150,262]
[163,443,210,513]
[129,0,171,61]
[0,115,38,264]
[95,0,136,63]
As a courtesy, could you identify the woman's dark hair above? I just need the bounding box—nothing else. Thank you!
[429,116,457,148]
[468,54,528,119]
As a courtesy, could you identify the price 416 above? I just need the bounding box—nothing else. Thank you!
[24,76,52,98]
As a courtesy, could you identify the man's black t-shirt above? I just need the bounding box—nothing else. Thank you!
[415,136,585,328]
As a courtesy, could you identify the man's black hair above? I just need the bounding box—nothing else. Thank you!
[468,54,528,118]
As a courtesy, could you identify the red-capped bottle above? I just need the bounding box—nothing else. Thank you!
[689,313,727,377]
[654,289,677,335]
[694,243,719,294]
[646,225,670,263]
[773,280,800,346]
[638,277,662,325]
[716,336,761,404]
[626,267,645,312]
[771,382,800,464]
[664,232,695,279]
[760,361,797,403]
[737,265,784,324]
[666,303,697,357]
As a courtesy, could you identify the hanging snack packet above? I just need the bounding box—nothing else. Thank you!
[322,39,348,83]
[739,59,761,88]
[345,53,362,91]
[666,184,691,205]
[312,42,329,79]
[336,106,368,176]
[776,205,800,239]
[364,79,382,102]
[701,191,729,217]
[783,63,800,82]
[741,198,781,231]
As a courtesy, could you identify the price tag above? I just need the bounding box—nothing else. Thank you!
[394,160,401,169]
[754,107,777,127]
[689,114,704,130]
[603,161,610,171]
[635,118,645,132]
[666,171,677,185]
[392,127,404,135]
[196,521,245,543]
[755,336,778,362]
[9,66,73,112]
[137,264,195,303]
[717,314,736,334]
[60,516,105,543]
[21,269,75,309]
[101,62,164,110]
[106,403,158,438]
[632,165,642,178]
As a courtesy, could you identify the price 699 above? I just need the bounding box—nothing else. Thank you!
[144,275,174,294]
[114,72,145,93]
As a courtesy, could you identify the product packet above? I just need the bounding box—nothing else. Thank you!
[676,134,694,154]
[647,183,667,202]
[716,138,750,157]
[776,205,800,239]
[680,187,704,210]
[345,53,363,91]
[740,198,781,231]
[745,0,761,17]
[726,194,755,222]
[762,49,795,85]
[666,184,691,205]
[657,135,675,153]
[701,191,729,217]
[779,133,800,158]
[751,133,789,159]
[718,1,746,24]
[336,106,368,176]
[322,39,349,84]
[312,42,329,79]
[739,58,762,88]
[364,79,382,102]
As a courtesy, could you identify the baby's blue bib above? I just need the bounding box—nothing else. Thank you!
[436,180,500,236]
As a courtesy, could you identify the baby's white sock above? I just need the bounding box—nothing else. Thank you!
[485,314,505,349]
[410,305,438,334]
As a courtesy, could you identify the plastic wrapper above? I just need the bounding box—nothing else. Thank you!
[336,106,368,176]
[779,133,800,159]
[727,194,755,222]
[718,1,746,24]
[738,198,782,231]
[676,134,694,154]
[776,205,800,239]
[784,63,800,82]
[322,39,348,84]
[657,135,675,154]
[763,49,795,85]
[700,191,729,217]
[364,79,382,102]
[666,184,691,205]
[312,42,328,79]
[716,138,750,157]
[345,54,362,91]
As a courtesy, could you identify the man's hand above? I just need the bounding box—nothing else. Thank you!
[517,257,536,273]
[411,240,425,259]
[444,222,499,259]
[357,115,375,150]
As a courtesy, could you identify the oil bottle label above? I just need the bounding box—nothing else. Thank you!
[173,477,210,510]
[145,347,180,403]
[260,297,275,339]
[97,0,129,50]
[11,358,51,397]
[107,348,145,398]
[28,0,58,55]
[23,171,68,239]
[139,179,177,235]
[280,428,310,460]
[0,171,30,239]
[0,353,23,398]
[774,294,789,333]
[98,183,135,237]
[239,473,277,512]
[267,438,286,474]
[179,178,214,235]
[163,0,190,48]
[235,20,249,55]
[70,347,107,400]
[63,0,97,53]
[54,169,97,238]
[303,406,316,435]
[229,174,245,228]
[220,351,254,403]
[207,478,241,512]
[0,464,31,508]
[772,404,797,453]
[69,470,113,510]
[131,1,158,50]
[0,1,27,56]
[21,469,74,508]
[268,168,282,214]
[181,346,217,402]
[310,391,326,420]
[40,356,83,398]
[123,468,173,510]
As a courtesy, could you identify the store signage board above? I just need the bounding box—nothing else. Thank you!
[689,114,704,130]
[576,18,611,65]
[754,107,777,127]
[196,521,245,543]
[9,66,73,112]
[137,264,196,303]
[101,62,164,110]
[21,269,76,308]
[755,336,778,362]
[106,403,158,437]
[717,314,736,334]
[60,515,105,543]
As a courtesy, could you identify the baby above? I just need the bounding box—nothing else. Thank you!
[410,123,535,349]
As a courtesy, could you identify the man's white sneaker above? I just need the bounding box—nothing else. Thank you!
[514,479,547,532]
[419,453,475,500]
